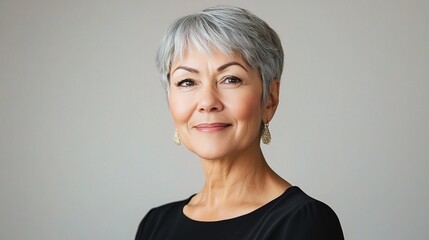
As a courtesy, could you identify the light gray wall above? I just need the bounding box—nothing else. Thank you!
[1,0,428,239]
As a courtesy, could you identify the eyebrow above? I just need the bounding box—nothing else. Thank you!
[172,61,248,75]
[172,66,199,74]
[217,62,248,72]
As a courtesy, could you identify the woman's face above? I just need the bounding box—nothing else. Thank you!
[168,48,277,160]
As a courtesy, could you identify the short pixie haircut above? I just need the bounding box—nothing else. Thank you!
[156,5,284,104]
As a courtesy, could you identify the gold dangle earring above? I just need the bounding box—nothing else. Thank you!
[173,129,181,145]
[261,123,271,144]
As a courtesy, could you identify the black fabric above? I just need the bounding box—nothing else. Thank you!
[135,186,344,240]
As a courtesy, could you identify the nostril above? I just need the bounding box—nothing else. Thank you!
[198,104,222,113]
[197,87,224,112]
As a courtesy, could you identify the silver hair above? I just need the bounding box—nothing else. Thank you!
[156,5,284,104]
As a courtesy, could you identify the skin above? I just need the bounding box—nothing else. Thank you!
[168,47,291,221]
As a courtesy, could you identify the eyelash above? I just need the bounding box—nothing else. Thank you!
[176,79,195,88]
[221,76,242,85]
[175,76,242,88]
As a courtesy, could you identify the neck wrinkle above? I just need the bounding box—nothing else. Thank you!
[197,146,270,208]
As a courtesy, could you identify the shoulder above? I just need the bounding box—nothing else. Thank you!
[278,187,344,239]
[135,196,192,239]
[146,197,190,220]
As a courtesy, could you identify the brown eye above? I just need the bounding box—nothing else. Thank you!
[222,76,242,85]
[176,79,195,88]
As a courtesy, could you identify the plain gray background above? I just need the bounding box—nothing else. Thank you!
[1,0,428,239]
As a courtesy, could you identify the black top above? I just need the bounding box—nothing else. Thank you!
[135,186,344,240]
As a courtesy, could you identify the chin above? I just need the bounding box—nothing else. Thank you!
[184,136,258,161]
[186,143,233,161]
[191,149,229,161]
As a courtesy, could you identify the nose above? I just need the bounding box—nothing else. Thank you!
[197,85,223,113]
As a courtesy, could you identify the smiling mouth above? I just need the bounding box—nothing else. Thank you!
[194,123,232,132]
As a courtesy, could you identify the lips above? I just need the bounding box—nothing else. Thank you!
[194,123,232,132]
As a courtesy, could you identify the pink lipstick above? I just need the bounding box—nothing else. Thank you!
[194,123,231,132]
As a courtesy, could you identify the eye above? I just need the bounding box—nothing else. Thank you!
[176,79,195,88]
[221,76,242,85]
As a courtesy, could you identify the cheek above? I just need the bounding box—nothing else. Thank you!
[168,94,193,125]
[226,90,263,122]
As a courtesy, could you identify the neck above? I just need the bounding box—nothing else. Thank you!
[197,145,284,208]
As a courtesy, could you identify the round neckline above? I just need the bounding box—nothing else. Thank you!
[180,186,298,223]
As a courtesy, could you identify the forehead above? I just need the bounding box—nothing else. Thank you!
[170,46,250,70]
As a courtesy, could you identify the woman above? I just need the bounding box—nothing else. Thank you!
[136,6,344,240]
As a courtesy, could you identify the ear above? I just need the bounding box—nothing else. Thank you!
[263,79,280,123]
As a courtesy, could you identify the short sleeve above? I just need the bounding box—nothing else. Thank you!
[284,200,344,240]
